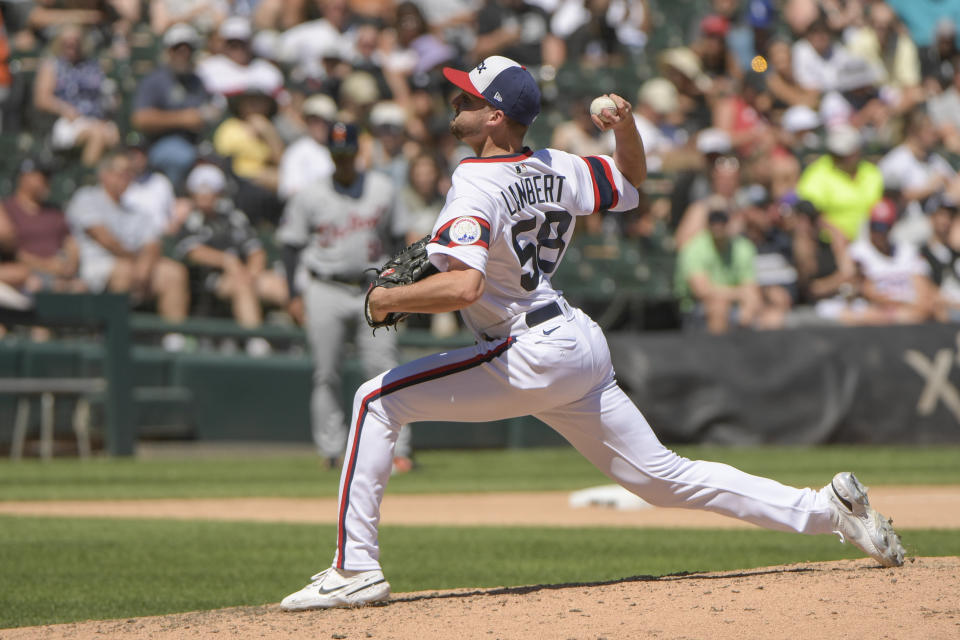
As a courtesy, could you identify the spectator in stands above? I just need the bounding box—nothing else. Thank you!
[0,159,83,292]
[713,69,776,159]
[791,17,850,95]
[350,22,392,99]
[920,194,960,321]
[844,197,938,325]
[658,47,713,132]
[0,205,30,314]
[277,94,337,201]
[846,2,922,110]
[367,100,409,190]
[123,143,180,237]
[789,198,857,311]
[24,0,141,54]
[880,108,958,206]
[66,151,189,322]
[33,24,119,167]
[381,2,455,105]
[150,0,228,37]
[879,108,959,245]
[131,23,222,189]
[693,14,742,84]
[675,130,744,247]
[675,207,770,333]
[401,152,445,243]
[174,163,287,347]
[197,17,284,99]
[796,124,884,242]
[919,18,960,90]
[929,66,960,154]
[474,0,563,68]
[764,37,820,109]
[742,185,795,324]
[818,56,893,140]
[549,0,645,67]
[276,0,356,84]
[212,88,285,224]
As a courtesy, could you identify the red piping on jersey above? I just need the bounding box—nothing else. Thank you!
[459,148,534,164]
[336,337,515,569]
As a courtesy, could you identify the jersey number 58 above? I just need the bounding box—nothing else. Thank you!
[510,210,573,291]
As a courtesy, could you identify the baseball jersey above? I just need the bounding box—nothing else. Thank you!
[277,171,402,281]
[427,147,639,337]
[849,237,928,303]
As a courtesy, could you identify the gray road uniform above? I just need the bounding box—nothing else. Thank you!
[277,171,412,460]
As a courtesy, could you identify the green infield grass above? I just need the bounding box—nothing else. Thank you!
[2,445,959,501]
[1,515,958,629]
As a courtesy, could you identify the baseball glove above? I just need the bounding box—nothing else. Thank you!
[364,234,439,330]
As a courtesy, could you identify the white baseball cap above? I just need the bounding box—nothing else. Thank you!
[826,124,862,156]
[186,164,227,194]
[302,94,337,120]
[369,101,407,128]
[163,23,200,49]
[638,78,678,115]
[219,16,252,41]
[782,105,820,133]
[696,128,733,155]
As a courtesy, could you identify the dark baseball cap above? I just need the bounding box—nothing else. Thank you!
[18,158,52,177]
[708,209,730,224]
[327,121,359,153]
[443,55,541,126]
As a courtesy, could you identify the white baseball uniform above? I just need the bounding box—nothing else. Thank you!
[332,147,837,571]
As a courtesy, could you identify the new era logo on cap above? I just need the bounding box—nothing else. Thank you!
[443,56,541,125]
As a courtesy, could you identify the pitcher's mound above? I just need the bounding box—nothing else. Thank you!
[7,557,958,640]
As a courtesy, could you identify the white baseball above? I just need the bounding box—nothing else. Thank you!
[589,95,617,117]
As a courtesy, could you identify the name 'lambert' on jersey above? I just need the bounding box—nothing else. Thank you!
[499,174,566,216]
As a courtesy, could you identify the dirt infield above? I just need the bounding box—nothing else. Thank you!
[6,557,959,640]
[1,485,958,529]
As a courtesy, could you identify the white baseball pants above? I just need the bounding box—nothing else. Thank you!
[332,304,836,571]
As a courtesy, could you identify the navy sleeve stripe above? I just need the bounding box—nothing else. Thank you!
[583,156,618,212]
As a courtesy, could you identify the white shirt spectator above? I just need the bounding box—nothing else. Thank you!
[850,237,928,303]
[196,54,284,97]
[792,39,851,92]
[278,137,335,200]
[123,171,177,236]
[277,20,349,80]
[878,144,956,195]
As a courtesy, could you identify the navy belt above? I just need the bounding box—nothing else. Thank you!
[481,301,562,341]
[524,301,562,328]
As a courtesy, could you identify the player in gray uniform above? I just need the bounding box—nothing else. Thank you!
[277,122,412,469]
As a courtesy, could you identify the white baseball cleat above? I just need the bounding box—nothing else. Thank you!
[280,567,391,611]
[822,472,905,567]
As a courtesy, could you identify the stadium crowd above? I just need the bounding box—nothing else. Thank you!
[0,0,959,341]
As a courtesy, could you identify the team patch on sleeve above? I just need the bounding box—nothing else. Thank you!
[431,216,491,248]
[582,156,620,213]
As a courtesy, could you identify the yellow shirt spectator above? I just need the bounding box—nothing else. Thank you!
[796,154,884,241]
[213,117,273,180]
